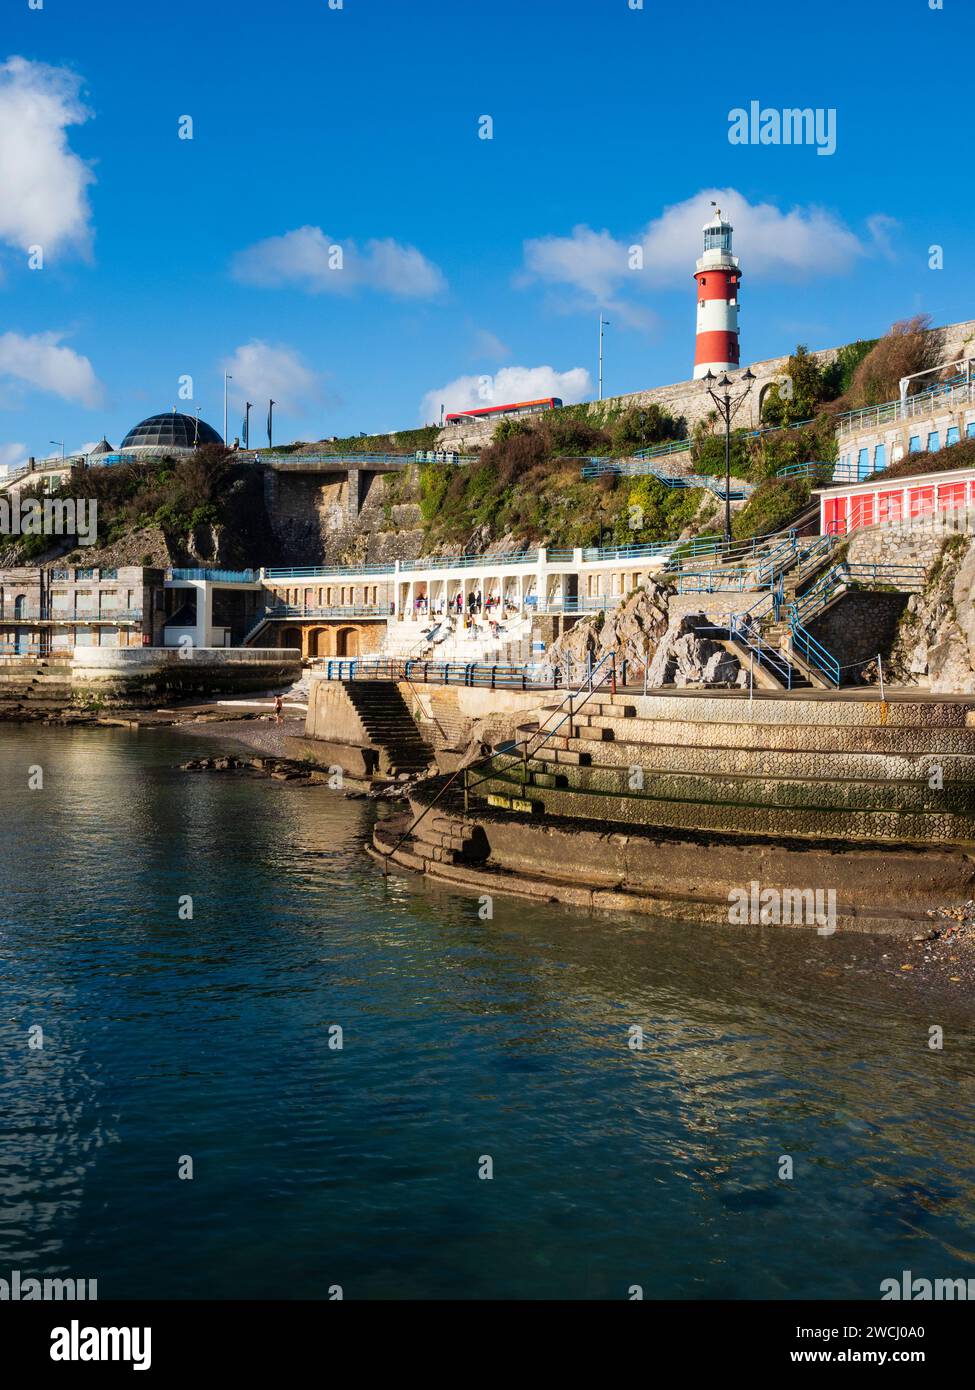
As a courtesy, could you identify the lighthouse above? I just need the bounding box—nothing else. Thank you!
[693,205,741,379]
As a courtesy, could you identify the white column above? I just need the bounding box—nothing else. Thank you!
[193,580,213,648]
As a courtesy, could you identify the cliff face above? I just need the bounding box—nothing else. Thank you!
[266,466,426,568]
[888,538,975,693]
[546,584,744,687]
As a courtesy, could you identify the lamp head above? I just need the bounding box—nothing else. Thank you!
[717,374,732,388]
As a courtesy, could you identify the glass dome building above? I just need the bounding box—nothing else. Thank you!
[119,411,222,457]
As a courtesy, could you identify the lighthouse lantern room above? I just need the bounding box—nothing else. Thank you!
[693,205,742,379]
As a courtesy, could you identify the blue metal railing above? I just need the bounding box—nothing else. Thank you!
[789,612,840,686]
[793,561,926,625]
[321,657,560,690]
[835,373,973,437]
[263,524,808,585]
[631,438,693,461]
[400,550,540,572]
[2,608,143,623]
[257,603,390,620]
[413,451,479,465]
[169,568,257,583]
[581,457,755,498]
[775,460,835,479]
[265,563,396,579]
[629,418,815,462]
[259,452,414,467]
[728,612,795,688]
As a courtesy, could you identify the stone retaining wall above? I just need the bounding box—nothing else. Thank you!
[69,647,301,705]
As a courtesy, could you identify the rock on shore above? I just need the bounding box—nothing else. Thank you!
[547,583,744,687]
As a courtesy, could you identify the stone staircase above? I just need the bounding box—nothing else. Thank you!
[725,625,818,690]
[0,658,74,714]
[381,615,533,663]
[376,807,490,870]
[465,691,975,845]
[340,679,434,776]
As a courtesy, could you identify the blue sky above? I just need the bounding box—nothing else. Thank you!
[1,0,972,468]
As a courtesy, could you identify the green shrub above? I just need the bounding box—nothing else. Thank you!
[732,478,811,539]
[610,404,685,455]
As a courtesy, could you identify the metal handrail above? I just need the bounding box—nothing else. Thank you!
[379,652,617,874]
[789,611,840,685]
[775,460,835,479]
[835,376,975,438]
[794,560,926,625]
[169,567,257,583]
[728,613,793,688]
[581,457,754,497]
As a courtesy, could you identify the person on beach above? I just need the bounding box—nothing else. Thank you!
[274,695,284,725]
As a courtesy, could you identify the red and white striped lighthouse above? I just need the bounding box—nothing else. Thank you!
[693,206,741,379]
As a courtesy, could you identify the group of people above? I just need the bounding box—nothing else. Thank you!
[411,591,514,621]
[409,588,517,640]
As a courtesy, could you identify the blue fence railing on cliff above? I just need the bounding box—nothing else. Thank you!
[169,568,257,584]
[580,456,755,498]
[263,529,811,583]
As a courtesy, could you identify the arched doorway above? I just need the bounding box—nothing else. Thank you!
[314,629,331,657]
[336,627,359,657]
[757,380,779,423]
[280,628,302,650]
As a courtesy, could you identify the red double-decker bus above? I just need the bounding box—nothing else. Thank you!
[444,397,562,424]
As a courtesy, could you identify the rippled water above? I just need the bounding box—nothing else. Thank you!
[2,725,975,1299]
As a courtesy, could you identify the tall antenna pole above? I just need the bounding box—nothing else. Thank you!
[598,316,609,401]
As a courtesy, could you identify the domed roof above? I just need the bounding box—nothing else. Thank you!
[120,411,222,452]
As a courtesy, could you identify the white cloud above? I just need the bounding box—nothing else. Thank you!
[640,189,867,282]
[420,365,591,424]
[866,212,898,261]
[0,330,103,406]
[471,328,510,361]
[0,441,27,475]
[0,56,95,259]
[523,225,630,301]
[520,189,883,307]
[231,225,446,298]
[220,340,323,420]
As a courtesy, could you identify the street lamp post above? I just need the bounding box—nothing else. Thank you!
[702,368,755,543]
[598,315,610,401]
[223,372,233,445]
[243,402,252,450]
[49,440,64,461]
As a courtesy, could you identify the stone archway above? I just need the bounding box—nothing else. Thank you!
[280,627,302,650]
[757,381,778,423]
[336,627,359,658]
[313,628,332,657]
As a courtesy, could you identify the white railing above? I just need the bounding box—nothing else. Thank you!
[836,379,975,438]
